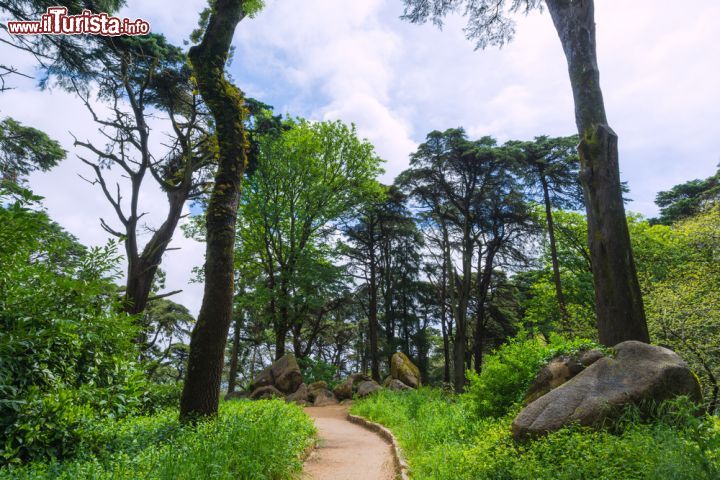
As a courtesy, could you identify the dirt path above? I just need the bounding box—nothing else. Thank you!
[302,404,395,480]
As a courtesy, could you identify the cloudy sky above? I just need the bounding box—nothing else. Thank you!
[2,0,718,315]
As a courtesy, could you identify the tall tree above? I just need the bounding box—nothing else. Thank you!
[72,34,214,316]
[180,0,259,421]
[509,135,581,331]
[344,202,383,381]
[344,185,421,381]
[377,186,422,363]
[238,118,382,361]
[399,0,650,346]
[420,214,453,383]
[399,129,500,391]
[470,156,533,372]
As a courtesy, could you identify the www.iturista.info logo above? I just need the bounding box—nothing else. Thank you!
[6,7,150,36]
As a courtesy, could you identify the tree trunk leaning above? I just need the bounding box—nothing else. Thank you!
[546,0,649,346]
[180,0,248,421]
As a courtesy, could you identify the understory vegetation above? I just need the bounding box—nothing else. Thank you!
[0,400,315,480]
[352,338,720,480]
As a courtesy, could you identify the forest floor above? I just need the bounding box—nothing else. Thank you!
[302,404,395,480]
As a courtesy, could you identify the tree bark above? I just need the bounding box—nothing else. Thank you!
[227,313,242,394]
[473,244,495,373]
[440,240,451,383]
[546,0,649,346]
[124,188,188,315]
[540,171,571,331]
[368,226,381,382]
[180,0,248,421]
[275,324,287,359]
[451,219,472,392]
[439,220,452,383]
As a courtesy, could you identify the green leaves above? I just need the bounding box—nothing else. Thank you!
[0,118,66,183]
[0,186,143,463]
[236,117,383,345]
[641,207,720,411]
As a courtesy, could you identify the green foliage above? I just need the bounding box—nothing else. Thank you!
[508,134,583,210]
[0,118,65,182]
[0,400,316,480]
[464,334,601,417]
[519,208,595,338]
[352,389,720,480]
[400,0,543,50]
[298,357,339,389]
[242,0,265,18]
[654,168,719,225]
[641,207,720,411]
[232,117,384,356]
[0,185,144,463]
[140,299,194,382]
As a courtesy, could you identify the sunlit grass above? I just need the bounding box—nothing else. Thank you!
[1,399,316,480]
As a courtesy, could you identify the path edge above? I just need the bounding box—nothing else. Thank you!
[346,413,410,480]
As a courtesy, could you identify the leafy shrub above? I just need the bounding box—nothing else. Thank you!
[0,185,144,463]
[0,400,316,480]
[298,357,339,389]
[464,334,601,417]
[140,382,184,412]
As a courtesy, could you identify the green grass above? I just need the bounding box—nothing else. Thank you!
[0,399,316,480]
[351,388,720,480]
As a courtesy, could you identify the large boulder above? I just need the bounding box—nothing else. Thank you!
[356,380,381,398]
[386,379,412,391]
[334,373,371,400]
[249,364,274,391]
[512,341,702,441]
[390,352,421,389]
[313,388,338,406]
[248,354,304,395]
[333,379,353,400]
[524,349,604,404]
[286,383,309,405]
[307,381,328,400]
[270,354,304,394]
[250,385,284,400]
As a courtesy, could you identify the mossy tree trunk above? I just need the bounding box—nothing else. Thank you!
[546,0,649,346]
[180,0,248,421]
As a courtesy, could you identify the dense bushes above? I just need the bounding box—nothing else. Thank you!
[0,400,316,480]
[0,185,144,463]
[351,337,720,480]
[298,357,340,389]
[464,335,601,417]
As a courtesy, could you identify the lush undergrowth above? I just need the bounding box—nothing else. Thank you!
[0,400,315,480]
[352,337,720,480]
[353,388,720,480]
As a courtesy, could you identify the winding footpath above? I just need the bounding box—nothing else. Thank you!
[302,405,395,480]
